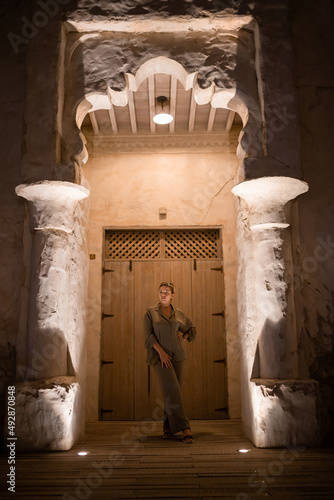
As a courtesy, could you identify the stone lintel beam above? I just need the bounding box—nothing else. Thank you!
[15,181,89,380]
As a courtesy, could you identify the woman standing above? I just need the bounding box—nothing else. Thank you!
[144,282,196,443]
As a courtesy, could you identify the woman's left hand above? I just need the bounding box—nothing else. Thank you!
[177,331,189,341]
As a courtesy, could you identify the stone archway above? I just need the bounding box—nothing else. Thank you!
[71,50,316,447]
[14,13,318,450]
[75,55,245,426]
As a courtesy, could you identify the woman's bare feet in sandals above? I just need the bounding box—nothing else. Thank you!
[182,428,194,444]
[163,429,172,439]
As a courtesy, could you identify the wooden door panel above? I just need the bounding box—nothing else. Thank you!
[100,261,134,420]
[133,261,163,421]
[192,260,227,419]
[99,230,227,422]
[213,362,227,415]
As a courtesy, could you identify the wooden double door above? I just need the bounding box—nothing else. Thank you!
[100,233,227,421]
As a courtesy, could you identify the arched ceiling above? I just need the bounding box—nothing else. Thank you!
[82,72,242,136]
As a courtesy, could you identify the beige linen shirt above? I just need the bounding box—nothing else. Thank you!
[144,303,196,365]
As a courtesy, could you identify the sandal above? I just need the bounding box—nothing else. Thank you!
[182,433,194,444]
[163,430,172,439]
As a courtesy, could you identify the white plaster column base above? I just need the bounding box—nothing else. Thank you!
[13,377,81,451]
[249,379,319,448]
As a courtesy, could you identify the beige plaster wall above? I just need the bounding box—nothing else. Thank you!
[82,139,241,421]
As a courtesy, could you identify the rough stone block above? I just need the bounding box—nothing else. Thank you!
[12,376,82,451]
[249,379,319,448]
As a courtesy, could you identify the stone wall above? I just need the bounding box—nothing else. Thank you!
[0,3,27,449]
[290,0,334,443]
[0,51,25,451]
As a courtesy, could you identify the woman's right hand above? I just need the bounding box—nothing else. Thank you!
[152,342,172,369]
[159,350,172,369]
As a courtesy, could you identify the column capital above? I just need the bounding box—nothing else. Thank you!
[16,181,89,232]
[232,176,308,228]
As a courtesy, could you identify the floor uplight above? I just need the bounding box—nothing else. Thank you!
[238,449,250,453]
[77,451,89,456]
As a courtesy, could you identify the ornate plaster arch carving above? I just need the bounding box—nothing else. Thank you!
[72,55,256,170]
[110,56,215,106]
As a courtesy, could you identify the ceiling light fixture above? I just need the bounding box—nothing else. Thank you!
[153,96,173,125]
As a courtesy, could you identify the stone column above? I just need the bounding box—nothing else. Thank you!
[252,224,300,380]
[13,181,89,450]
[16,181,89,379]
[233,176,319,447]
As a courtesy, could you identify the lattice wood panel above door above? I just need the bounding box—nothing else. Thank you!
[164,230,218,259]
[105,229,220,260]
[106,230,161,260]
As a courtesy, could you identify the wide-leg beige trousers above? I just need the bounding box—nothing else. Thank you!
[153,360,190,434]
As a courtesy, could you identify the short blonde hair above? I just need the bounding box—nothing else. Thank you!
[159,282,175,294]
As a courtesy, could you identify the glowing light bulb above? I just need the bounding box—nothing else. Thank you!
[153,113,173,125]
[153,96,173,125]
